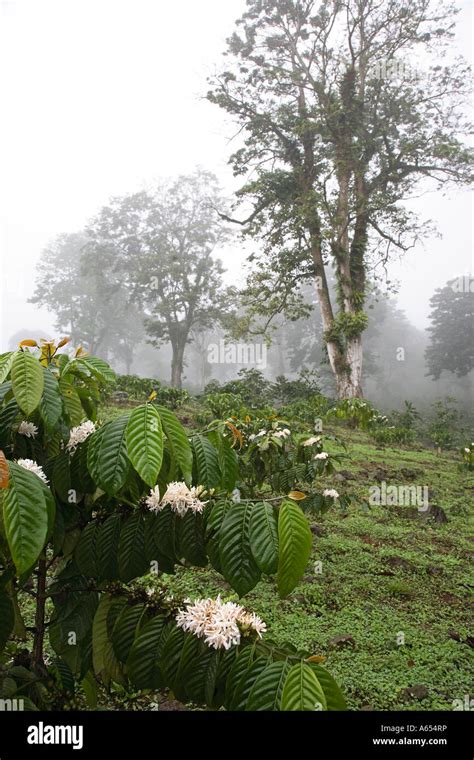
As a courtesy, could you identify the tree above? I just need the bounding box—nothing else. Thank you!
[86,170,228,388]
[208,0,472,397]
[425,278,474,379]
[30,233,143,369]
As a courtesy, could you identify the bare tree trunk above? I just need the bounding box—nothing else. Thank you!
[334,336,363,398]
[171,343,184,388]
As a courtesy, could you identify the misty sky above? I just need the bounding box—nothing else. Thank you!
[0,0,472,351]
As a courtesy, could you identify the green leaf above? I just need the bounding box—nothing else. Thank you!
[0,399,19,450]
[52,449,71,502]
[224,646,255,707]
[92,596,125,686]
[3,462,49,574]
[159,624,185,692]
[59,379,84,426]
[177,510,207,567]
[175,634,210,703]
[77,356,116,385]
[208,430,238,492]
[246,659,291,711]
[126,615,167,689]
[39,367,63,430]
[191,434,221,490]
[126,404,163,487]
[81,671,98,708]
[219,503,261,596]
[307,663,347,710]
[11,351,44,415]
[90,414,131,495]
[118,512,148,582]
[229,655,269,710]
[280,662,327,711]
[96,513,122,581]
[156,406,193,485]
[0,353,14,383]
[205,500,228,573]
[249,501,279,575]
[75,522,99,578]
[112,603,146,663]
[0,586,14,651]
[277,501,312,598]
[153,504,176,561]
[0,381,12,405]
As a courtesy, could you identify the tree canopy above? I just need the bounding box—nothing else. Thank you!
[208,0,473,397]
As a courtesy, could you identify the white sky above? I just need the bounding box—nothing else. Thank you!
[0,0,472,350]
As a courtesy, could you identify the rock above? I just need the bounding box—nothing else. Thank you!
[311,524,326,536]
[402,685,429,701]
[158,699,189,711]
[426,565,444,576]
[424,505,448,524]
[448,629,474,648]
[440,593,457,604]
[334,470,356,482]
[399,468,420,480]
[293,594,307,605]
[385,556,414,572]
[328,634,356,649]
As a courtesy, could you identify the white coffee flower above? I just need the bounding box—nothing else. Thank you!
[323,488,340,499]
[159,481,207,517]
[66,420,96,452]
[274,428,291,439]
[18,421,38,439]
[145,485,161,513]
[176,596,266,651]
[16,458,48,484]
[256,429,267,436]
[188,485,207,514]
[464,447,470,454]
[303,436,321,446]
[314,452,329,460]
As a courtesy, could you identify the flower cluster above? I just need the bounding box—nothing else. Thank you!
[176,596,266,650]
[146,482,207,517]
[323,488,339,500]
[18,421,38,439]
[249,426,290,441]
[16,458,48,484]
[273,428,291,439]
[302,436,321,447]
[66,420,96,452]
[314,451,329,460]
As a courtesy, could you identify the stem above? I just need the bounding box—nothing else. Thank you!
[32,555,47,673]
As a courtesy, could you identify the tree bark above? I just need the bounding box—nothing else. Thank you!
[335,336,363,398]
[171,343,185,388]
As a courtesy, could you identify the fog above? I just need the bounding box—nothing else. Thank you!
[0,0,472,410]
